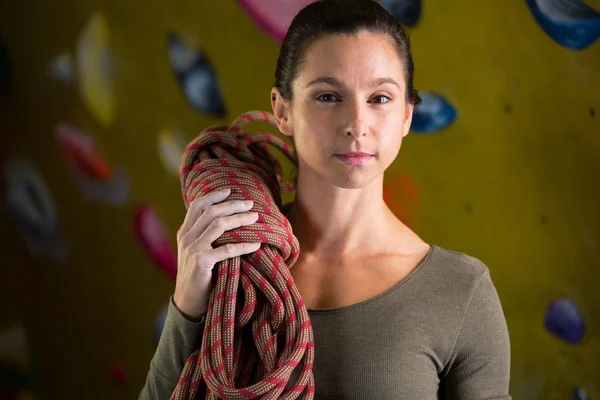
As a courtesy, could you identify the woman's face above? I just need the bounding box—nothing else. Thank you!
[274,30,414,189]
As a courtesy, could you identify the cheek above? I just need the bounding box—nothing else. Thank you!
[297,107,334,139]
[379,113,406,147]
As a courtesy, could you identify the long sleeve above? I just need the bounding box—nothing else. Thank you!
[138,295,206,400]
[439,270,512,399]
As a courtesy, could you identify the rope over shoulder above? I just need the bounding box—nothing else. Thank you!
[172,110,315,399]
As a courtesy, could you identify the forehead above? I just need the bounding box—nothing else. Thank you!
[297,31,405,85]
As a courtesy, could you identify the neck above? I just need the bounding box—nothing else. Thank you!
[285,174,398,263]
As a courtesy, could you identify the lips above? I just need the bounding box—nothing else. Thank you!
[334,154,374,166]
[335,152,373,157]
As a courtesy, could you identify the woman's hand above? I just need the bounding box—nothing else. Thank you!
[173,189,261,320]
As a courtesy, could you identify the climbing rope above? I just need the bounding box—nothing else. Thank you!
[171,110,315,400]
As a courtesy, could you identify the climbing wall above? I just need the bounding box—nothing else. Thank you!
[0,0,598,399]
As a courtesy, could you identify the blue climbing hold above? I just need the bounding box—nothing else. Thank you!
[167,33,227,117]
[525,0,600,50]
[410,92,457,134]
[2,158,59,239]
[183,66,226,117]
[154,300,169,343]
[379,0,422,27]
[573,387,589,400]
[544,297,586,344]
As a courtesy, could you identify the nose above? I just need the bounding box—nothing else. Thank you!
[342,100,369,139]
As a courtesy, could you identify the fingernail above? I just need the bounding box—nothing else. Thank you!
[243,200,254,206]
[220,189,231,194]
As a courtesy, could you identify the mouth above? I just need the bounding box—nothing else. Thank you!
[334,153,374,166]
[335,152,373,157]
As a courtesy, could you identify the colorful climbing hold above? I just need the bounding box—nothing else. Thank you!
[410,92,457,134]
[76,12,116,125]
[167,33,227,117]
[544,297,586,344]
[526,0,600,50]
[237,0,318,43]
[2,158,69,261]
[379,0,422,27]
[154,300,169,343]
[55,123,130,205]
[134,204,178,280]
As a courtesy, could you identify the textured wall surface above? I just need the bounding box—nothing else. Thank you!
[0,0,598,399]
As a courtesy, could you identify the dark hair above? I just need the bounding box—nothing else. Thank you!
[274,0,422,106]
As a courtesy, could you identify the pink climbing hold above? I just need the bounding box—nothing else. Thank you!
[133,204,178,280]
[237,0,319,43]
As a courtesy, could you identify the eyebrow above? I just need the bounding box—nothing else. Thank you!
[305,76,399,89]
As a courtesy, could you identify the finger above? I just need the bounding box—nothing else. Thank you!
[189,211,258,253]
[183,199,253,247]
[203,242,262,268]
[178,189,230,238]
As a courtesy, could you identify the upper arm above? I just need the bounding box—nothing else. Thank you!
[439,270,512,399]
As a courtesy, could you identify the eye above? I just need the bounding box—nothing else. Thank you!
[316,93,338,102]
[370,95,392,104]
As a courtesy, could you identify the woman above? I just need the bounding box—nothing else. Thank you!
[140,0,511,398]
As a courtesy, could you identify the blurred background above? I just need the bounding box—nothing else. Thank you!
[1,0,599,399]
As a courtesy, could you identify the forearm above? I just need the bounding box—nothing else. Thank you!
[138,295,207,399]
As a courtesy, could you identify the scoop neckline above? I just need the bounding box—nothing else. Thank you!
[281,201,437,314]
[304,244,437,314]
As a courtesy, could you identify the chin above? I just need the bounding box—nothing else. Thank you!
[300,155,385,189]
[328,166,382,189]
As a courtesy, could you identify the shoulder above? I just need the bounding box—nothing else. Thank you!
[418,244,494,306]
[429,244,490,282]
[435,248,511,395]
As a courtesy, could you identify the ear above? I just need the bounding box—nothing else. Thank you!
[402,103,414,138]
[271,87,293,137]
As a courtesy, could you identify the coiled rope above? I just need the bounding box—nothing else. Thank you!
[171,110,315,400]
